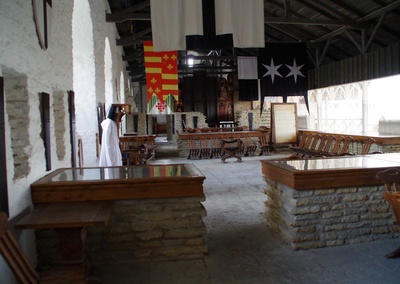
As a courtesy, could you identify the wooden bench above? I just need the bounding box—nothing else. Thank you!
[288,133,381,159]
[1,211,88,283]
[376,168,400,258]
[15,201,113,264]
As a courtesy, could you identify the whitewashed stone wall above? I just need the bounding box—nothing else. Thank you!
[235,109,271,130]
[174,112,208,132]
[0,0,131,280]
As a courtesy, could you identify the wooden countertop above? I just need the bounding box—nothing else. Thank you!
[15,201,113,229]
[31,164,206,204]
[261,153,400,190]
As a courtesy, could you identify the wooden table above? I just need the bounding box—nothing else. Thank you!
[15,201,113,263]
[178,130,260,140]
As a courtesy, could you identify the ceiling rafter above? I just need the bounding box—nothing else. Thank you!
[266,0,355,63]
[105,0,400,83]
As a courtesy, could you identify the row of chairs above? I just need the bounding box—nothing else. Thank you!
[121,143,158,165]
[186,136,270,160]
[289,133,381,159]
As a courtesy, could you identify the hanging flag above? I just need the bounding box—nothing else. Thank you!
[238,56,259,101]
[258,43,308,108]
[150,0,203,51]
[144,41,178,114]
[151,0,264,51]
[215,0,264,48]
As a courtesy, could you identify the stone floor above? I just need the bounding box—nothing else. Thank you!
[92,141,400,284]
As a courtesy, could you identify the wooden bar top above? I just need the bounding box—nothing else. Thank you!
[15,201,113,229]
[30,164,206,204]
[261,153,400,190]
[178,130,261,140]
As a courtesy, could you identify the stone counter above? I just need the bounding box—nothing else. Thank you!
[261,154,400,250]
[30,164,208,266]
[36,196,208,265]
[264,176,398,250]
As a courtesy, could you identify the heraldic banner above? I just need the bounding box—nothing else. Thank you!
[258,43,308,101]
[144,41,178,114]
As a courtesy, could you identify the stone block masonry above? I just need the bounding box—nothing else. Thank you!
[264,177,400,250]
[35,197,208,266]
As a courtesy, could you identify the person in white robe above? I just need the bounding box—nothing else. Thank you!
[99,105,124,167]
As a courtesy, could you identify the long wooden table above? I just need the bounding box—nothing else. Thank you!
[178,130,261,140]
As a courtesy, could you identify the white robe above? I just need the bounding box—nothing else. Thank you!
[99,118,122,167]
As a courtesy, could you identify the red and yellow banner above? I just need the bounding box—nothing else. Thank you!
[144,41,178,114]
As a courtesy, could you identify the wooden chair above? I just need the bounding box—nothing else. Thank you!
[0,212,87,283]
[221,139,243,163]
[338,136,354,155]
[304,134,328,157]
[187,138,200,159]
[288,133,318,158]
[359,137,383,155]
[242,137,257,156]
[319,135,336,155]
[210,138,222,158]
[301,134,321,158]
[210,127,220,132]
[329,135,344,155]
[360,137,376,154]
[122,144,157,165]
[288,133,310,157]
[376,168,400,258]
[319,135,344,156]
[199,138,211,159]
[258,129,273,156]
[122,148,144,165]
